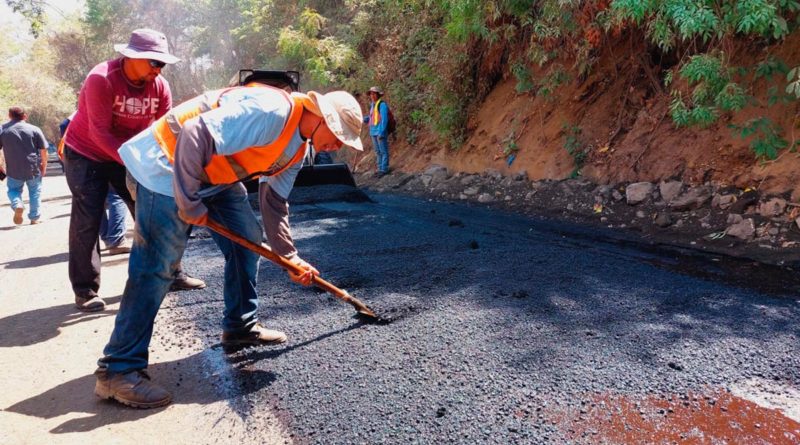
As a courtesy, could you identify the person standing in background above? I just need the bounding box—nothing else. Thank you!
[99,187,132,255]
[0,106,47,225]
[364,86,391,177]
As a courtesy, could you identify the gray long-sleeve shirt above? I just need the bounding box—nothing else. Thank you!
[172,115,305,257]
[120,86,306,257]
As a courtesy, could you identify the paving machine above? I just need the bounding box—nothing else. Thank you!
[238,69,357,192]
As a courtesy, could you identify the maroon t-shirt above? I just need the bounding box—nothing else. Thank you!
[65,58,171,164]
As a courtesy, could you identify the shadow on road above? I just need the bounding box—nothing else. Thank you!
[1,252,69,269]
[0,248,133,269]
[223,321,366,366]
[0,195,72,209]
[3,351,276,433]
[0,296,121,347]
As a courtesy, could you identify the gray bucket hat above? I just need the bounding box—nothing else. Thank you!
[114,28,179,64]
[367,86,384,96]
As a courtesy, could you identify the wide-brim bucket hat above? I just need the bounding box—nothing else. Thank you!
[114,28,180,64]
[307,91,364,151]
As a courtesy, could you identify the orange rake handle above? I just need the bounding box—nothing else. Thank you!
[205,218,377,318]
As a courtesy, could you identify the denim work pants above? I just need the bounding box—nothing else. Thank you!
[371,135,390,173]
[6,175,42,220]
[99,188,128,247]
[64,147,134,297]
[98,182,263,374]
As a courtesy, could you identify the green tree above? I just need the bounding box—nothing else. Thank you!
[5,0,46,36]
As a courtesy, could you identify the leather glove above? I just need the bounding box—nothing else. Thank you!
[287,255,319,286]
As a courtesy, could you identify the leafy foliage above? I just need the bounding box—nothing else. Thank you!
[537,65,569,99]
[786,67,800,98]
[0,34,78,141]
[730,117,789,160]
[499,127,522,159]
[511,61,535,93]
[276,9,360,89]
[441,0,490,41]
[604,0,800,162]
[668,52,748,127]
[5,0,45,36]
[3,0,800,165]
[562,123,587,178]
[613,0,798,51]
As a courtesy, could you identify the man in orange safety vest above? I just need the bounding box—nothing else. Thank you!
[94,84,363,409]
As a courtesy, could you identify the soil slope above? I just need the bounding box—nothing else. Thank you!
[353,32,800,201]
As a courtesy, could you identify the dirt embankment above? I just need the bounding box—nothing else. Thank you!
[351,32,800,202]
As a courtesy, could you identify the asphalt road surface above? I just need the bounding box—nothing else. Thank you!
[169,187,800,444]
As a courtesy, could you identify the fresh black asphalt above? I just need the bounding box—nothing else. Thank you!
[164,188,800,444]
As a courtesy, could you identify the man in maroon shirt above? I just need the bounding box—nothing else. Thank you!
[64,29,204,312]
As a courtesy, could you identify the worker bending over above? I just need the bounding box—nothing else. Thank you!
[94,84,363,408]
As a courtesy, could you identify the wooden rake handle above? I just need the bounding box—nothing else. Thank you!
[205,218,376,318]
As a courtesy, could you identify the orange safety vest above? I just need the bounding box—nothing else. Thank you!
[371,99,383,125]
[152,85,307,185]
[57,132,66,160]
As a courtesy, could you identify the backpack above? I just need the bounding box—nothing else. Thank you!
[376,100,396,134]
[386,109,397,134]
[387,107,397,134]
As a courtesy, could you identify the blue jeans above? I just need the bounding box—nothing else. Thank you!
[99,182,263,374]
[371,135,390,173]
[6,176,42,220]
[99,188,127,247]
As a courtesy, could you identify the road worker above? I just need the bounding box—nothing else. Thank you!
[63,28,205,313]
[94,84,363,408]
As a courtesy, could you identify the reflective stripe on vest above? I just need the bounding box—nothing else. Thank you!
[57,129,67,161]
[152,88,234,164]
[152,86,307,185]
[371,99,382,125]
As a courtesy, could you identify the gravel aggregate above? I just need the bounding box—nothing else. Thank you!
[169,191,800,444]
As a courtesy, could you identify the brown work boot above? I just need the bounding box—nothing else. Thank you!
[75,293,106,312]
[94,368,172,409]
[106,238,132,255]
[221,323,287,353]
[13,207,23,225]
[170,272,207,291]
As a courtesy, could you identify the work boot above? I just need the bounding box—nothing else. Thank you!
[75,293,106,312]
[221,323,287,353]
[13,207,23,225]
[106,238,132,255]
[170,272,207,291]
[94,368,172,409]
